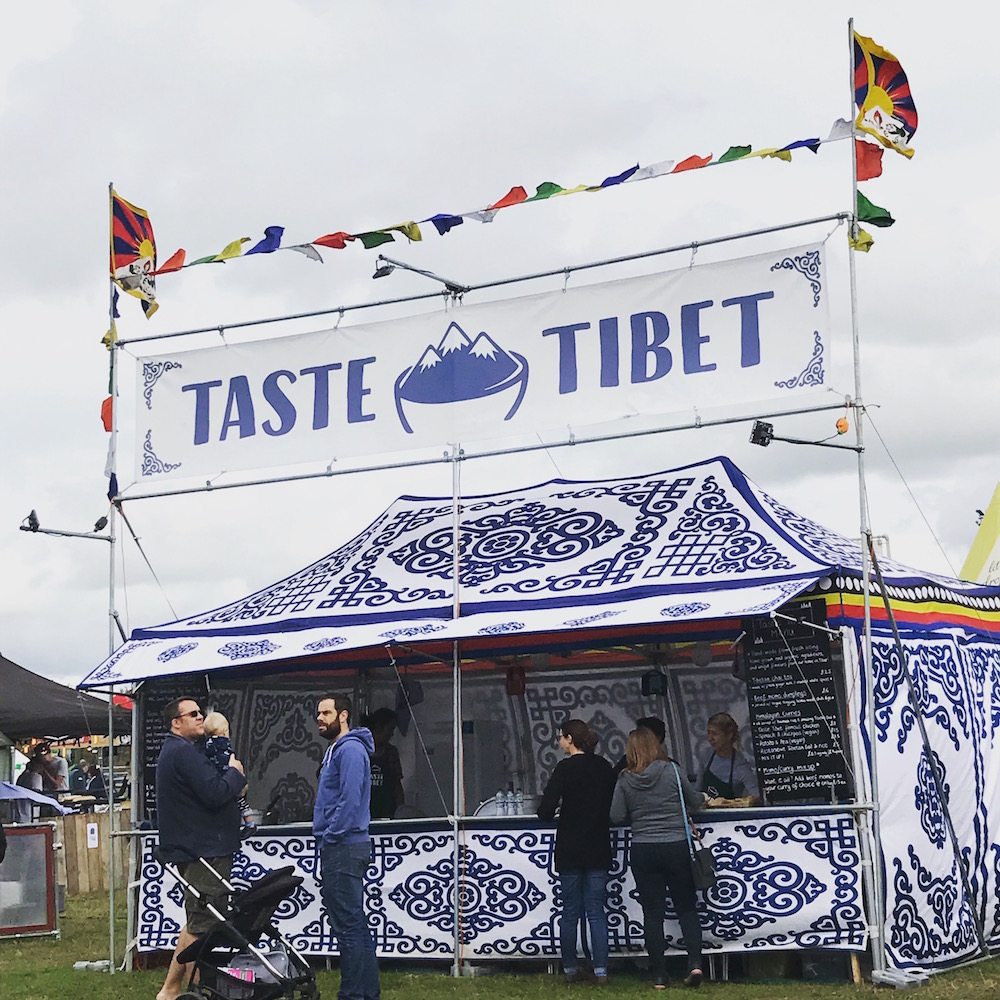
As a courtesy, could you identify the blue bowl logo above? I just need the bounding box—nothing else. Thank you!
[394,321,529,434]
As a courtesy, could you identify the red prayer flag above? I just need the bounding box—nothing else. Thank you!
[672,154,713,173]
[855,139,884,181]
[312,232,356,250]
[101,396,113,432]
[155,248,186,274]
[112,694,134,710]
[487,186,528,211]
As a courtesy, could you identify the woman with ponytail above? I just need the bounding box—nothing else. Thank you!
[538,718,616,984]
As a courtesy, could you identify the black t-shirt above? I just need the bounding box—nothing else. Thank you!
[538,753,616,872]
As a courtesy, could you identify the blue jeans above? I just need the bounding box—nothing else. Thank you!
[559,869,609,976]
[320,840,379,1000]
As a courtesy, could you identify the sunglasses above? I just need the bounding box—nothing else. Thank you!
[175,709,204,720]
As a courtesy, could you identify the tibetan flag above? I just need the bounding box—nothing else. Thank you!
[855,140,883,181]
[854,31,917,158]
[245,226,284,255]
[849,227,874,252]
[857,191,895,228]
[110,191,158,318]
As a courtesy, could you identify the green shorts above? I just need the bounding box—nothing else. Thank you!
[178,856,232,936]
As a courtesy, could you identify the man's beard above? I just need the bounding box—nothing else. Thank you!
[319,718,341,742]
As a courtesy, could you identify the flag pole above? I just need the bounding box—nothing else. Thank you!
[106,181,120,975]
[847,20,885,977]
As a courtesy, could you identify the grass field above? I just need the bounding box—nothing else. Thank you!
[2,893,999,1000]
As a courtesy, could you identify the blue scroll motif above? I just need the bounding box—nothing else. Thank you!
[770,250,822,307]
[86,639,161,683]
[156,642,198,663]
[389,504,624,587]
[141,429,181,476]
[302,637,347,651]
[142,360,182,409]
[379,624,446,640]
[653,476,794,577]
[915,750,950,849]
[186,506,451,626]
[774,331,824,389]
[217,639,280,660]
[704,836,825,941]
[478,621,525,635]
[388,844,545,944]
[754,490,865,570]
[661,602,711,618]
[562,610,624,627]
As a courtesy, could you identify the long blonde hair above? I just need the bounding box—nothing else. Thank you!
[625,727,667,773]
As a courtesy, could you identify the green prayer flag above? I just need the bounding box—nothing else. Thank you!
[357,231,395,249]
[717,145,752,163]
[527,181,565,201]
[857,190,895,228]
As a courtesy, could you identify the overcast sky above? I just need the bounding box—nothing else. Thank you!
[1,2,995,687]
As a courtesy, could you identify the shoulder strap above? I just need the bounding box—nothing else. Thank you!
[671,761,696,858]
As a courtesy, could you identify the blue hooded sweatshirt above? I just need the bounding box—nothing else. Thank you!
[313,727,375,848]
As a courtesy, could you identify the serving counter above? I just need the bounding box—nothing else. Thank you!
[134,805,867,960]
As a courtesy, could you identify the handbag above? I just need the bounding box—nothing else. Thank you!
[673,762,717,890]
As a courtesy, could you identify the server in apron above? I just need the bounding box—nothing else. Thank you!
[699,712,760,804]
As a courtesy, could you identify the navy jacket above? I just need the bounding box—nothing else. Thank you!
[313,728,375,848]
[156,733,245,863]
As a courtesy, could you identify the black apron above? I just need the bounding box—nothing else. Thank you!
[702,751,736,799]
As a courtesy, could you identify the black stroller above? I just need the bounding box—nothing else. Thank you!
[161,855,319,1000]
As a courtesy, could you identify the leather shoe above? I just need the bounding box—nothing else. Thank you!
[683,968,703,987]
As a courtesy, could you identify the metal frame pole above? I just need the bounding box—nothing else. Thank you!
[450,446,464,976]
[846,20,885,974]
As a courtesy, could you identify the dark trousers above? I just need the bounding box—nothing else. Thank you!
[320,840,380,1000]
[630,840,703,976]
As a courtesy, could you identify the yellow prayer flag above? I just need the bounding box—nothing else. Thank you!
[386,222,422,242]
[849,227,874,252]
[214,238,251,261]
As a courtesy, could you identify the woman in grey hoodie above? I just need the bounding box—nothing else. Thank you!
[611,728,706,989]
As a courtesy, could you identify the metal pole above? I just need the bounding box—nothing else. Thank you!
[116,400,849,505]
[116,212,849,348]
[450,447,464,976]
[846,20,885,975]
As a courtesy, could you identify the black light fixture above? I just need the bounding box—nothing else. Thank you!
[18,509,112,542]
[372,254,468,295]
[749,418,861,453]
[749,421,774,447]
[94,516,109,532]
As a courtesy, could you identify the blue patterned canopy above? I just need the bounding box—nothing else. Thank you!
[78,456,995,689]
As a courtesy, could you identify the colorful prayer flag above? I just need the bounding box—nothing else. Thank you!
[245,226,284,255]
[672,154,713,173]
[110,191,158,318]
[849,227,874,252]
[357,231,395,249]
[155,248,186,274]
[857,191,894,228]
[855,140,884,181]
[101,396,113,432]
[312,232,356,250]
[488,187,528,210]
[424,214,464,235]
[854,31,917,158]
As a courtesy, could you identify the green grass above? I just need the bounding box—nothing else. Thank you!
[2,893,999,999]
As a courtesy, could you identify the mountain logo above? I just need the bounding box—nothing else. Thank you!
[393,321,529,434]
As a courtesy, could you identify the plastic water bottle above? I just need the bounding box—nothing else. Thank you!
[514,789,524,815]
[497,789,507,816]
[506,781,515,816]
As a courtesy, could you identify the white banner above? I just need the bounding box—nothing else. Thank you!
[135,244,829,481]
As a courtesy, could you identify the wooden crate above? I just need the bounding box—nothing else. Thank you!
[59,808,131,895]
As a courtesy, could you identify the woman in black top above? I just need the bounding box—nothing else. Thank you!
[538,719,616,983]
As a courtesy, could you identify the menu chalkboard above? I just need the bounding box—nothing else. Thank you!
[744,599,853,804]
[139,676,208,825]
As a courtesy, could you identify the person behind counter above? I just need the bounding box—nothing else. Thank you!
[699,712,759,806]
[612,716,666,776]
[537,718,616,985]
[363,707,404,820]
[611,728,705,989]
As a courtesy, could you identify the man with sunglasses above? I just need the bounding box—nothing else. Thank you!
[156,697,246,1000]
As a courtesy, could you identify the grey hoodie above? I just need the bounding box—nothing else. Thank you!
[610,759,704,844]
